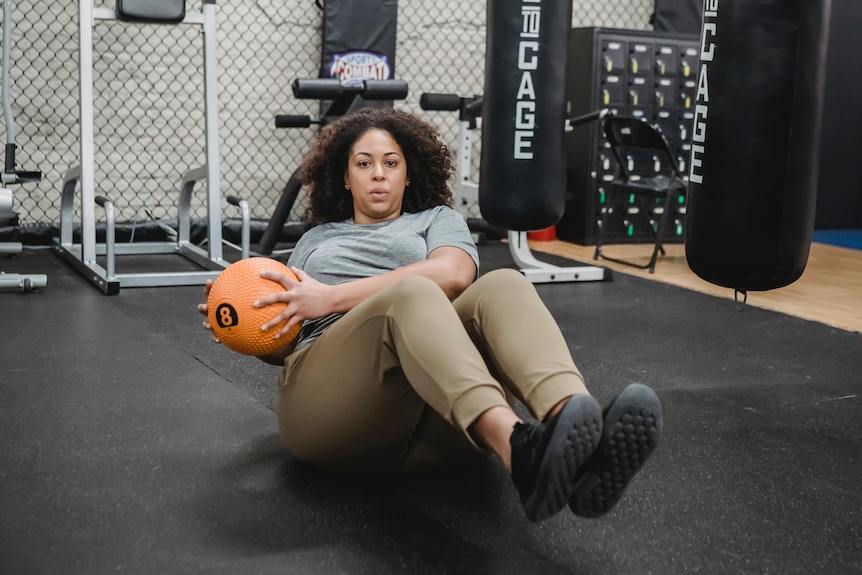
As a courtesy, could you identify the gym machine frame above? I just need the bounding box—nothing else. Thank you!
[420,93,610,284]
[1,0,46,292]
[53,0,231,295]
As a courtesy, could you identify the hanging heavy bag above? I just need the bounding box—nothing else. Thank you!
[685,0,832,293]
[479,0,572,231]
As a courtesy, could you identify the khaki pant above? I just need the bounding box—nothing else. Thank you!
[277,268,588,473]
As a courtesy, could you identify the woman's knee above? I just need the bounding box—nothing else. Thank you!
[385,275,449,306]
[474,268,536,299]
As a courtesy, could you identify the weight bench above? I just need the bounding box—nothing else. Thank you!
[53,0,243,295]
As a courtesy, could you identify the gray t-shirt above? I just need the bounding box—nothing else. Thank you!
[287,206,479,350]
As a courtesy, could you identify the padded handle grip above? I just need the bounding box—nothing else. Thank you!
[274,115,312,128]
[292,79,344,100]
[292,78,408,100]
[361,80,409,100]
[419,93,461,111]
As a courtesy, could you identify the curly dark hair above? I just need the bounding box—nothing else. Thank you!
[299,107,454,224]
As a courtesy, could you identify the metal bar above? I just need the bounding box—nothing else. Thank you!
[0,272,48,291]
[113,270,222,288]
[96,242,181,256]
[0,241,21,254]
[201,1,223,261]
[178,165,207,244]
[52,243,118,295]
[178,243,229,270]
[508,231,608,284]
[58,166,81,246]
[78,1,97,267]
[2,0,15,146]
[237,199,250,260]
[520,267,607,283]
[95,195,116,279]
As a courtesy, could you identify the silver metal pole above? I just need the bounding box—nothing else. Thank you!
[78,0,97,266]
[202,0,223,261]
[2,0,15,145]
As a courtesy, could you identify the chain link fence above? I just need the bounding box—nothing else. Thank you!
[1,0,652,236]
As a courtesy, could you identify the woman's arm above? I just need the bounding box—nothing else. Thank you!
[257,246,477,338]
[330,245,476,307]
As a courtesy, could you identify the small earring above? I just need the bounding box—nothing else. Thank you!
[406,180,410,187]
[344,184,350,190]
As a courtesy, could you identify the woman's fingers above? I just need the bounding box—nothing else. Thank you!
[260,307,292,333]
[260,268,299,289]
[252,270,297,308]
[199,278,220,343]
[198,279,214,316]
[274,317,301,340]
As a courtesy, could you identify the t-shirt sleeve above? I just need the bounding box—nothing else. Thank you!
[286,226,319,270]
[425,206,480,274]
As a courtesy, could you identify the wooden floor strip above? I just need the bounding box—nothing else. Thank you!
[528,239,862,334]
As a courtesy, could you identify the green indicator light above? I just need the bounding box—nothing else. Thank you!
[627,224,634,236]
[676,223,683,236]
[629,194,635,204]
[599,190,605,203]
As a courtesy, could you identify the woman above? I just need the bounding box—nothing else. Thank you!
[199,107,663,522]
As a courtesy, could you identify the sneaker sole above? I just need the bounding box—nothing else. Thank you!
[523,394,603,522]
[569,383,663,518]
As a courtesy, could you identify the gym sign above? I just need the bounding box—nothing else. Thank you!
[329,51,391,81]
[690,0,718,184]
[514,0,542,160]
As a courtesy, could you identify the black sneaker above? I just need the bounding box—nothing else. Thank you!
[568,383,663,518]
[510,394,603,522]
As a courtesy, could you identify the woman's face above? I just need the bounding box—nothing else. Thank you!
[344,128,408,224]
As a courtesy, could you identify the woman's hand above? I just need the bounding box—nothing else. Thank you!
[196,279,221,344]
[255,267,334,340]
[196,275,297,365]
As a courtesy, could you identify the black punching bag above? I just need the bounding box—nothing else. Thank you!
[479,0,571,231]
[685,0,832,292]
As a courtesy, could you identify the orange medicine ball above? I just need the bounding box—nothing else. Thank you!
[207,257,301,356]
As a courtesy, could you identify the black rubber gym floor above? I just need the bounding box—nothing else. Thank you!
[2,244,860,574]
